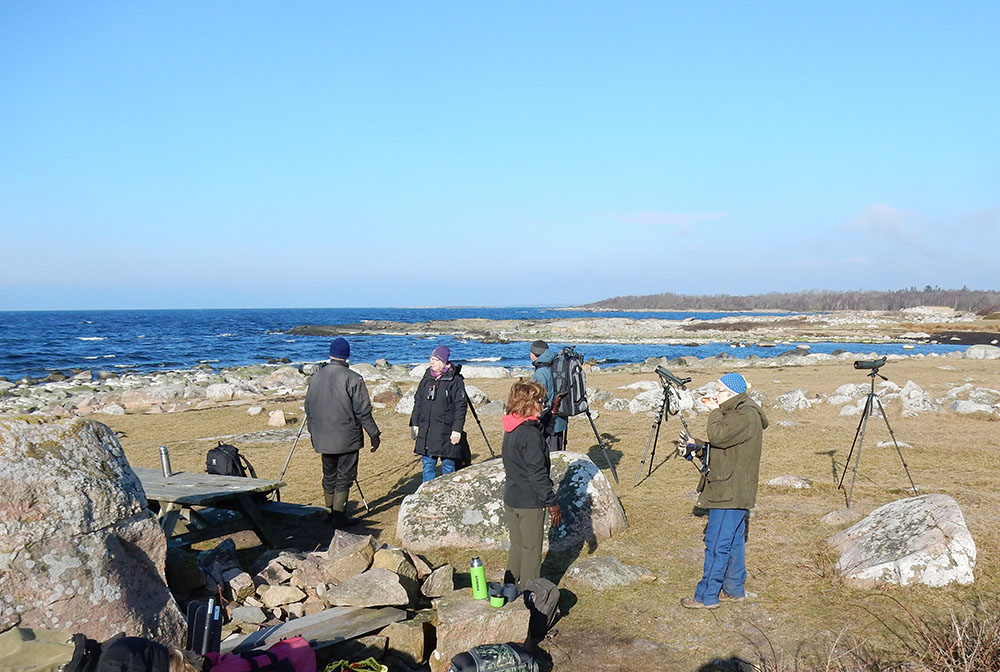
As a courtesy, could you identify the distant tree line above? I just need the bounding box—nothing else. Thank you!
[585,287,1000,315]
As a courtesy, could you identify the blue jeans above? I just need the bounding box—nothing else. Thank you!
[694,508,748,606]
[421,456,456,482]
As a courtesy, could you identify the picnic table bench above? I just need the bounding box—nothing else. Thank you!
[134,467,286,548]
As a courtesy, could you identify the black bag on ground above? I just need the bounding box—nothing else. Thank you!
[550,346,588,417]
[522,578,562,639]
[448,643,538,672]
[206,442,278,502]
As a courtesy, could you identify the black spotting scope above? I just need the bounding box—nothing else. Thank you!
[655,365,691,387]
[854,357,887,370]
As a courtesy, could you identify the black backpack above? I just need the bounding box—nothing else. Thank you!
[206,442,256,478]
[550,346,588,417]
[205,443,278,502]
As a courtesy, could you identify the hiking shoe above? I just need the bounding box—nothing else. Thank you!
[719,591,758,602]
[680,597,719,610]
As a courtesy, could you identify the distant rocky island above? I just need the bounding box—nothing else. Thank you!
[287,307,1000,347]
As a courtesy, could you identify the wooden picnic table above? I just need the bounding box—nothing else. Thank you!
[134,467,286,548]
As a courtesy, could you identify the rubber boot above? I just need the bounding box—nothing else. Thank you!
[323,491,337,524]
[330,489,360,528]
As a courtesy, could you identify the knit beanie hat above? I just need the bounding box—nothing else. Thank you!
[719,372,748,395]
[430,345,450,363]
[329,337,350,360]
[530,340,549,357]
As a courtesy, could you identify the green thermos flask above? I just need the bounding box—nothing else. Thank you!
[470,557,488,600]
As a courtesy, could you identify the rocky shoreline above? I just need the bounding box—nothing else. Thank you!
[2,341,998,419]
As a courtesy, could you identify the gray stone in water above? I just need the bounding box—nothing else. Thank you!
[396,451,626,553]
[563,555,656,590]
[429,590,530,672]
[827,494,976,587]
[767,475,811,489]
[0,417,186,642]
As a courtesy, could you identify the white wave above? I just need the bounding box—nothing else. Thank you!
[138,334,146,338]
[199,359,219,363]
[465,356,502,362]
[103,354,116,358]
[83,356,98,360]
[217,333,235,338]
[76,336,105,341]
[284,339,296,343]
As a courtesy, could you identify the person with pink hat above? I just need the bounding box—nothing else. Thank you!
[409,345,469,481]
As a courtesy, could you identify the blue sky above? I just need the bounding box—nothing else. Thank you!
[2,2,997,310]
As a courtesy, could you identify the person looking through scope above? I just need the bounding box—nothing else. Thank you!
[679,372,768,609]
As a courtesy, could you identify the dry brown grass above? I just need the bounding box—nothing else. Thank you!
[93,357,1000,670]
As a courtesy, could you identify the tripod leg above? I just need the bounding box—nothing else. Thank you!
[633,415,662,487]
[586,409,619,484]
[875,397,919,496]
[845,395,874,508]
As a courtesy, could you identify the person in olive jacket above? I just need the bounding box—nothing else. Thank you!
[501,380,562,584]
[305,337,380,527]
[409,345,469,481]
[680,372,768,609]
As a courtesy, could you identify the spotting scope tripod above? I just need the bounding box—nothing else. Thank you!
[634,366,699,486]
[837,357,919,508]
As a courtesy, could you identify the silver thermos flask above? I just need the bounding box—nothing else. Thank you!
[159,445,173,477]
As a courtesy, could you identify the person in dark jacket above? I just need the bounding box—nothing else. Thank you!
[409,345,468,481]
[501,380,562,584]
[530,340,568,451]
[679,372,768,609]
[304,337,380,527]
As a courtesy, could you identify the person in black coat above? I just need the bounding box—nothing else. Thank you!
[501,380,562,584]
[409,345,469,481]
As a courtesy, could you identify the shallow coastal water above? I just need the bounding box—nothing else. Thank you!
[0,307,966,380]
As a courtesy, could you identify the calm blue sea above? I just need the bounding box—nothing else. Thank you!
[0,307,965,381]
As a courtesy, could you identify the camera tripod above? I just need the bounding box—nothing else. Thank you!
[837,362,919,508]
[634,368,696,486]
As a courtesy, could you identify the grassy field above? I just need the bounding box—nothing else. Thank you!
[95,356,1000,670]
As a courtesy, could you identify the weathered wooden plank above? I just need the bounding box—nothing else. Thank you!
[221,606,407,654]
[258,501,328,518]
[134,467,284,506]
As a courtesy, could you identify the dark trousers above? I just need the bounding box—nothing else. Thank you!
[544,431,565,452]
[321,451,359,494]
[505,504,546,584]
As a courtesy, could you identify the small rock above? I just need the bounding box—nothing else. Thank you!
[267,410,286,426]
[247,406,263,416]
[767,475,811,489]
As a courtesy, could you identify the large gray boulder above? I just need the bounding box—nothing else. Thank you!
[396,452,626,553]
[827,494,976,588]
[0,417,186,643]
[965,344,1000,360]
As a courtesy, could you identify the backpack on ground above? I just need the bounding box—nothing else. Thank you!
[206,636,316,672]
[550,346,588,417]
[522,577,562,639]
[448,642,538,672]
[206,442,278,502]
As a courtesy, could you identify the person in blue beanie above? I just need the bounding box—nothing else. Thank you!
[679,372,768,609]
[305,337,381,528]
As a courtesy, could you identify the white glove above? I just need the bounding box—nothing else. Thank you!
[410,426,419,439]
[450,431,462,445]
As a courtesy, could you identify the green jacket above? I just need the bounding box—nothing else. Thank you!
[698,392,768,510]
